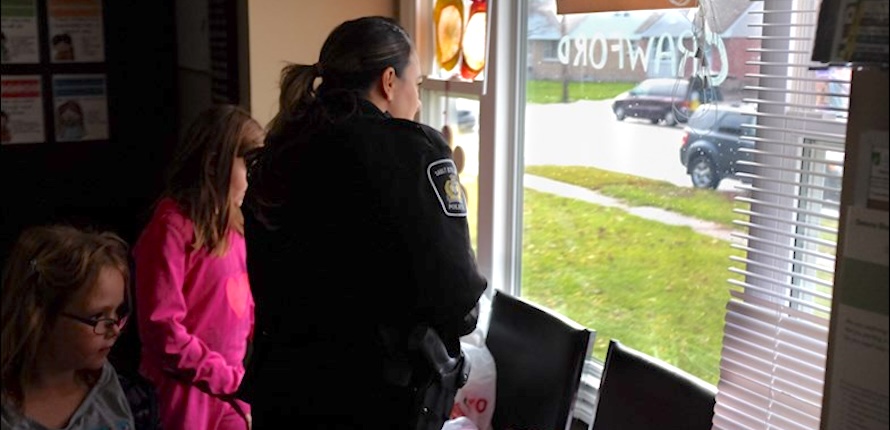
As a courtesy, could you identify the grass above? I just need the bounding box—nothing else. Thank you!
[526,165,747,228]
[462,80,750,384]
[461,164,747,384]
[526,80,636,104]
[521,189,744,384]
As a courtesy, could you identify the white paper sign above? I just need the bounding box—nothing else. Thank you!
[1,0,40,64]
[47,0,105,63]
[1,75,45,145]
[52,74,108,142]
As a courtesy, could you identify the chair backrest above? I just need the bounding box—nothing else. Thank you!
[486,290,594,430]
[591,339,717,430]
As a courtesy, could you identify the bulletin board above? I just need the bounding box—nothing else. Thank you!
[1,0,108,146]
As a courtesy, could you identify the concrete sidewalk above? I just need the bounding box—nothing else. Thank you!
[524,174,736,242]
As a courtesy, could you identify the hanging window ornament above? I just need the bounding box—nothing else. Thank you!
[460,0,486,80]
[434,0,464,72]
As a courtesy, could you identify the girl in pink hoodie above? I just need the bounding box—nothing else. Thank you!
[133,105,264,430]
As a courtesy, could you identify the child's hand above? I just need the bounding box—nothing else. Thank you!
[245,413,252,430]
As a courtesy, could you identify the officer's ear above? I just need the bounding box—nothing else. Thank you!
[380,66,397,102]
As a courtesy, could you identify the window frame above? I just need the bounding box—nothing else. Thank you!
[403,0,848,427]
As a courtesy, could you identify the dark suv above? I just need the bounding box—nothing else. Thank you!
[612,77,723,126]
[679,103,755,189]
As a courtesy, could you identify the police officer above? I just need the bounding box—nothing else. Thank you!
[239,16,488,429]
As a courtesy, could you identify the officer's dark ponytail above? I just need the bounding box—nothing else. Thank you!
[266,64,317,140]
[265,16,413,142]
[250,16,414,229]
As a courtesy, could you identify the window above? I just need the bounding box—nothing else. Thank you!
[405,0,848,426]
[542,40,559,60]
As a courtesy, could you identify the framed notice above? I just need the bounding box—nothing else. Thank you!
[1,0,40,64]
[1,75,45,145]
[52,74,108,142]
[46,0,105,63]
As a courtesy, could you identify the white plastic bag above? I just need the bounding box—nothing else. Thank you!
[450,324,496,430]
[441,416,479,430]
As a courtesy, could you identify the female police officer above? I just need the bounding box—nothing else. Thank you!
[239,16,487,429]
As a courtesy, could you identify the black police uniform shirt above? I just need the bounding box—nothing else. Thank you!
[240,98,488,416]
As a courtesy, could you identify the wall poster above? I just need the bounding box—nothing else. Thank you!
[46,0,105,63]
[1,75,45,145]
[1,0,40,64]
[52,74,108,142]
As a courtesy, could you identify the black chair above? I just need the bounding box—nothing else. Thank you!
[591,339,717,430]
[486,290,595,430]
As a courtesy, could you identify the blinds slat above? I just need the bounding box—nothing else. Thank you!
[732,219,837,249]
[722,335,827,382]
[747,9,819,14]
[742,109,849,126]
[746,61,820,68]
[734,178,843,201]
[729,244,835,282]
[728,289,829,326]
[748,23,816,28]
[745,73,851,85]
[730,233,837,264]
[733,206,838,236]
[739,141,844,158]
[741,85,850,98]
[750,122,844,140]
[726,275,832,314]
[733,181,842,211]
[747,35,813,41]
[730,251,835,288]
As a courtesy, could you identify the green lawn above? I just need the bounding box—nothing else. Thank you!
[520,188,744,385]
[493,165,749,384]
[526,165,748,228]
[526,80,636,104]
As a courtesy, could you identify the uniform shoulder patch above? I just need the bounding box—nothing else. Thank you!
[427,159,468,217]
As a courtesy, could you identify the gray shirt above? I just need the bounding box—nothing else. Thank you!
[1,361,135,430]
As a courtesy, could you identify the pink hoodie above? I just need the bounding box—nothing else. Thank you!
[134,198,254,428]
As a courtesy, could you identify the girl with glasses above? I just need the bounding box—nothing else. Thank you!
[133,104,263,430]
[1,225,134,429]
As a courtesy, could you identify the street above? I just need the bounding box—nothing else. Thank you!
[522,99,742,191]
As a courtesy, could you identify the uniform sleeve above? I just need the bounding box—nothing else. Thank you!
[385,124,488,339]
[134,214,243,397]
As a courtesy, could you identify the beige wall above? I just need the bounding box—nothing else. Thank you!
[248,0,397,127]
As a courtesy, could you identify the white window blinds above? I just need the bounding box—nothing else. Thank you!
[712,0,849,428]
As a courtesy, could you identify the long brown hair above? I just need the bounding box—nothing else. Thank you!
[164,104,263,255]
[1,225,129,409]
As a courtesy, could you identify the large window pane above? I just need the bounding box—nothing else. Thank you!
[520,0,848,388]
[522,0,764,384]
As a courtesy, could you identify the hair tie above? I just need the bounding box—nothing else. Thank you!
[313,62,324,77]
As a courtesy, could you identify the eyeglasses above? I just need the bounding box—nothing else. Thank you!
[60,311,129,335]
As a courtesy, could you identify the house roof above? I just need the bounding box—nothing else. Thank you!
[528,9,562,40]
[528,1,760,41]
[719,2,762,38]
[567,11,651,40]
[636,9,697,38]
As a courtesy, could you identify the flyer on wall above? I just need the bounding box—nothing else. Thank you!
[1,75,45,145]
[46,0,104,63]
[824,206,889,430]
[1,0,40,64]
[52,74,108,142]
